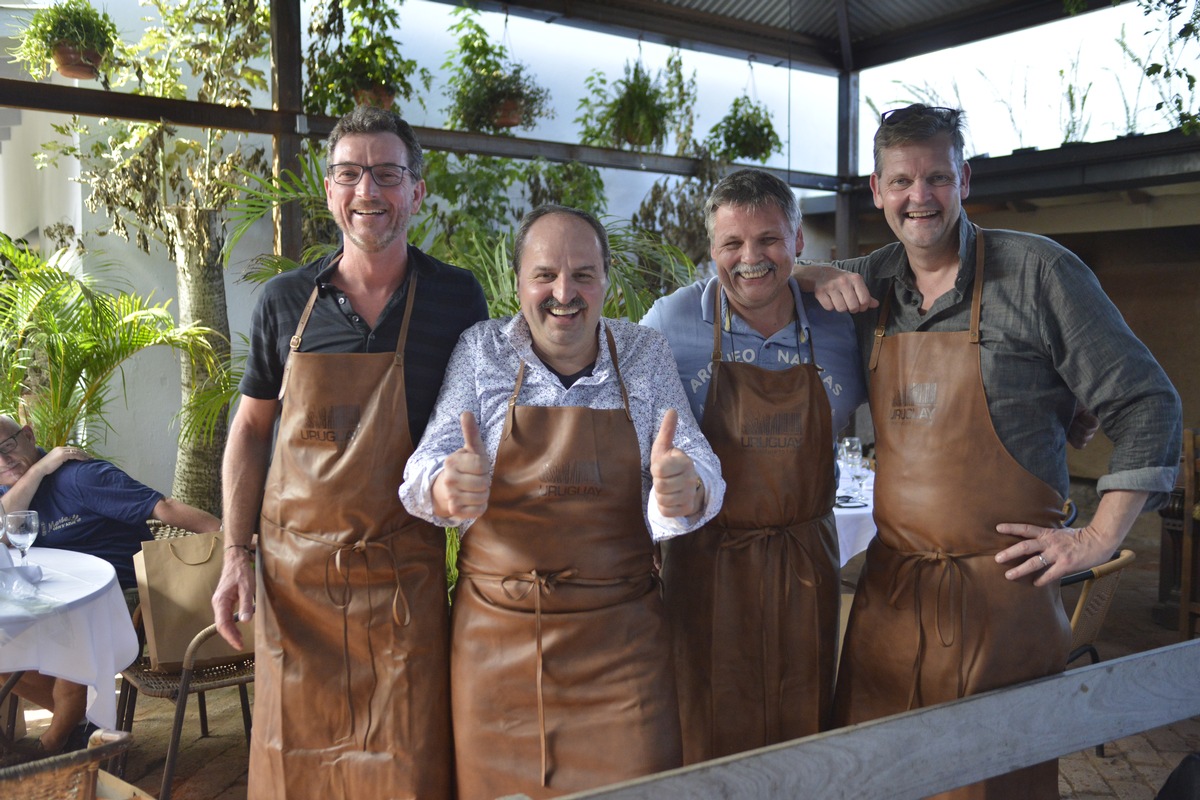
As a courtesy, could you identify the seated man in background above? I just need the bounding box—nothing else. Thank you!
[0,413,219,758]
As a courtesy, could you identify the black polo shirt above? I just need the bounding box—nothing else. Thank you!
[240,245,489,442]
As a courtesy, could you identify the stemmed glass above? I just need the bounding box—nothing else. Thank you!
[6,510,39,566]
[838,437,863,490]
[850,458,872,502]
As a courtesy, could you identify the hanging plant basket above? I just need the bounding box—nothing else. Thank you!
[491,97,524,129]
[51,41,102,80]
[352,83,397,110]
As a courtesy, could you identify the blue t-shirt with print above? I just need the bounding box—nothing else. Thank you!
[0,457,161,590]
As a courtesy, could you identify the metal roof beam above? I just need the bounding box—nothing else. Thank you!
[419,0,839,73]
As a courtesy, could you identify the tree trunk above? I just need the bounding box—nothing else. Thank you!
[165,206,230,517]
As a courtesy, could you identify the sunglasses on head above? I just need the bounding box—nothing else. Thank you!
[881,105,960,126]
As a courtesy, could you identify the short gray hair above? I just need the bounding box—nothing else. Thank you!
[703,168,800,244]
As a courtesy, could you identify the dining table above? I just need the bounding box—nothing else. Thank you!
[832,478,876,567]
[0,547,139,741]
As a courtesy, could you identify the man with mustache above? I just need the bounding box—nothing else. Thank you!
[401,204,724,799]
[797,104,1180,798]
[210,106,488,799]
[640,168,866,761]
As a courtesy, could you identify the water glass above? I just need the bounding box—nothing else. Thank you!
[6,510,39,565]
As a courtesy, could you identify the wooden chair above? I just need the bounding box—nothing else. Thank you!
[113,524,254,800]
[1180,429,1200,641]
[0,729,132,800]
[1062,548,1137,667]
[1061,547,1137,756]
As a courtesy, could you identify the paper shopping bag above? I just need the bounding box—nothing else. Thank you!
[134,531,254,672]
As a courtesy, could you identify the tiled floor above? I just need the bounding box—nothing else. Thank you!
[13,482,1198,799]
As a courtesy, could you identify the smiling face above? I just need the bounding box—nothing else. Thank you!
[710,202,802,332]
[325,132,426,255]
[517,213,609,375]
[870,132,971,264]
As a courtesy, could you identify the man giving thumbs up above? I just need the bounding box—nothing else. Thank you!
[401,205,723,800]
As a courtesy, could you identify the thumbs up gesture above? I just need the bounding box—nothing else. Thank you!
[650,408,704,518]
[432,412,492,523]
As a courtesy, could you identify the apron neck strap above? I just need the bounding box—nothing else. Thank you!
[394,269,419,367]
[968,224,984,344]
[505,323,632,438]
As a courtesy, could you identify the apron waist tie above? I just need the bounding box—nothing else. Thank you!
[886,548,994,711]
[461,568,652,788]
[719,516,830,589]
[290,531,414,750]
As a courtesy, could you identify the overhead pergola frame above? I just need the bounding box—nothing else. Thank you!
[0,0,1197,260]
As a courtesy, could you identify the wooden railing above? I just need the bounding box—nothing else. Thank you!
[499,639,1200,800]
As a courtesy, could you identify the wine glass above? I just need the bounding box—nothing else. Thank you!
[6,510,39,566]
[838,437,863,491]
[851,458,873,502]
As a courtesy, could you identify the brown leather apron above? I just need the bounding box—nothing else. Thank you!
[451,329,681,800]
[834,229,1070,799]
[250,272,452,800]
[661,289,838,763]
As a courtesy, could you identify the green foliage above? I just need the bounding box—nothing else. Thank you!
[0,233,216,448]
[705,94,783,163]
[1133,0,1199,134]
[633,147,725,267]
[9,0,119,82]
[1059,54,1093,143]
[38,0,270,254]
[304,0,432,117]
[419,219,693,323]
[1067,0,1198,135]
[577,57,691,153]
[442,8,552,134]
[420,151,607,257]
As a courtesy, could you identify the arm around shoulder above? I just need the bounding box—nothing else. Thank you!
[792,262,879,313]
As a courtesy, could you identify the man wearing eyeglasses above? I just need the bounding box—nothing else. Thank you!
[796,104,1180,798]
[210,105,488,800]
[0,415,219,760]
[639,169,865,762]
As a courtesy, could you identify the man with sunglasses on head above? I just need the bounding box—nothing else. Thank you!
[210,106,487,800]
[796,104,1180,798]
[640,168,865,762]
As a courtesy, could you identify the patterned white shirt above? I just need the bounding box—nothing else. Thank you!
[400,313,725,540]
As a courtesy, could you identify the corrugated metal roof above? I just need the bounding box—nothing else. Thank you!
[437,0,1114,74]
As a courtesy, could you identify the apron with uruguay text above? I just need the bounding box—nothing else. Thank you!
[251,273,452,800]
[662,288,838,763]
[451,329,681,800]
[834,228,1070,800]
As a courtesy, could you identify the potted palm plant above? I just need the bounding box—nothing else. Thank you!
[442,10,552,134]
[10,0,119,83]
[706,94,783,163]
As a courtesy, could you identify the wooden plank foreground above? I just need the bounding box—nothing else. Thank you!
[501,639,1200,800]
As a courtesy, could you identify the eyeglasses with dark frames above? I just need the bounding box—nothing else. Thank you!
[0,428,25,456]
[880,106,960,126]
[327,163,415,187]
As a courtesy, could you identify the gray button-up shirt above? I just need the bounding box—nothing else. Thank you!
[834,212,1181,510]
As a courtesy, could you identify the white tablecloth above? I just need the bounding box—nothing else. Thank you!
[833,480,876,567]
[0,547,139,729]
